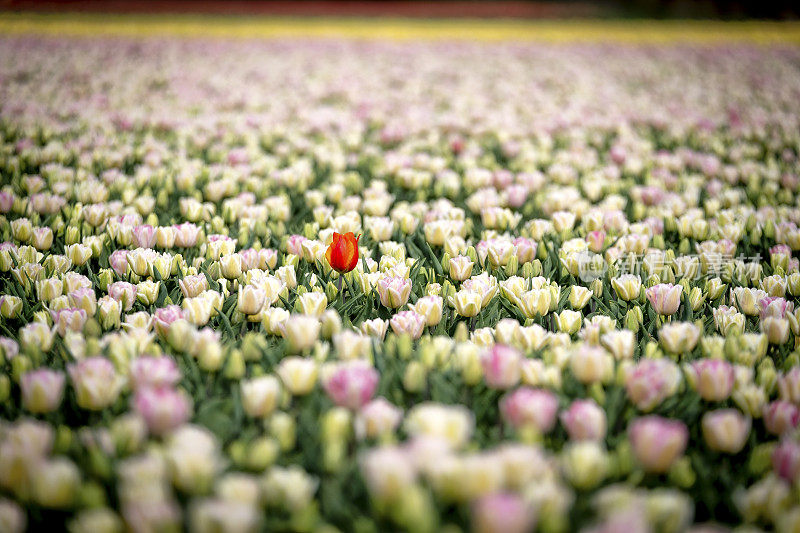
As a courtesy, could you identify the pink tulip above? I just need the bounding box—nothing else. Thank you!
[585,230,606,253]
[152,305,184,337]
[763,401,800,436]
[21,369,65,413]
[646,283,683,315]
[688,359,735,401]
[629,416,688,473]
[500,387,559,433]
[133,387,192,436]
[512,237,537,264]
[481,344,522,390]
[68,357,123,410]
[778,368,800,404]
[355,397,403,439]
[625,359,680,412]
[130,357,182,390]
[773,439,800,483]
[560,399,607,441]
[131,225,157,248]
[108,281,137,311]
[173,222,201,248]
[50,308,87,336]
[179,274,209,299]
[759,297,793,320]
[389,310,426,340]
[286,234,308,256]
[505,185,529,209]
[238,248,260,271]
[473,493,536,533]
[109,249,129,275]
[323,362,380,410]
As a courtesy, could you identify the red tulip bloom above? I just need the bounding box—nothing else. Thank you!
[326,232,360,273]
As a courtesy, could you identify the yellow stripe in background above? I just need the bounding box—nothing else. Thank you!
[0,12,799,43]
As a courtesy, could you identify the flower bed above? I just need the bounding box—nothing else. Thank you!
[0,36,799,532]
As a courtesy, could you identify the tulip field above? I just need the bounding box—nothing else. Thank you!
[1,18,800,533]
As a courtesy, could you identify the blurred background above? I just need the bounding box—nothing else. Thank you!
[1,0,798,19]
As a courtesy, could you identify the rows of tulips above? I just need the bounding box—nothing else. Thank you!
[0,36,799,532]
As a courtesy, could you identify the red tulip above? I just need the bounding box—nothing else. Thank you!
[326,232,360,273]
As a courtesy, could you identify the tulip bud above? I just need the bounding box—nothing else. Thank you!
[198,338,225,372]
[109,414,146,456]
[319,309,342,339]
[93,268,113,291]
[20,322,55,354]
[757,358,778,392]
[751,224,764,243]
[504,256,519,277]
[788,272,800,297]
[65,226,80,245]
[471,493,533,533]
[746,442,775,477]
[440,280,456,300]
[321,407,352,446]
[686,359,734,401]
[323,440,346,474]
[688,287,705,311]
[269,412,296,451]
[152,255,172,281]
[479,344,521,389]
[0,375,10,403]
[667,456,696,489]
[410,296,443,327]
[621,308,639,333]
[403,361,427,393]
[11,355,32,383]
[396,331,414,359]
[453,321,469,343]
[237,285,266,316]
[247,437,279,471]
[561,442,608,490]
[235,334,264,363]
[762,317,790,345]
[520,261,535,279]
[229,440,250,469]
[0,248,13,272]
[319,279,336,300]
[36,277,63,302]
[223,349,246,380]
